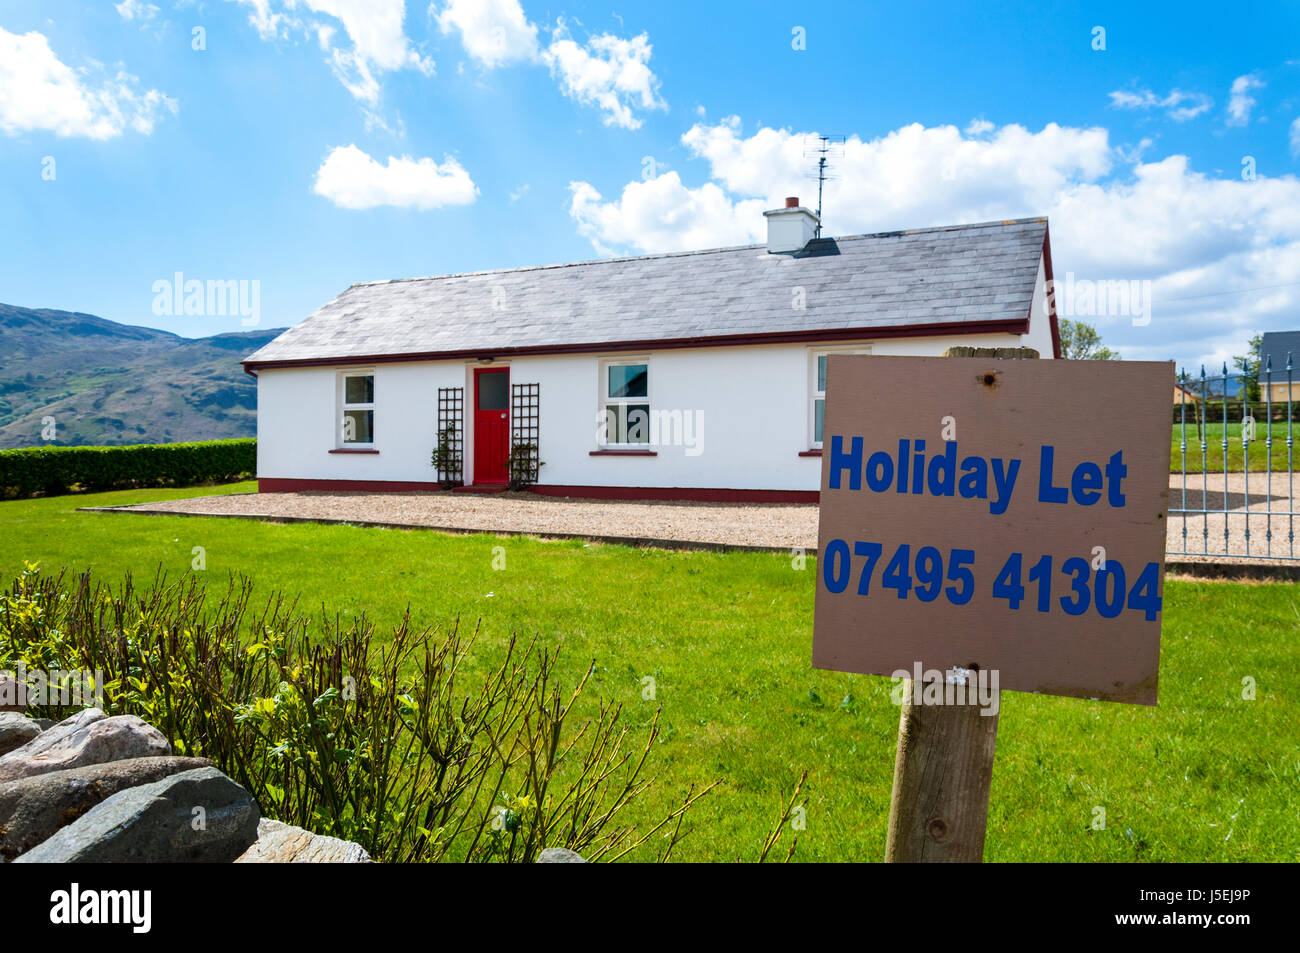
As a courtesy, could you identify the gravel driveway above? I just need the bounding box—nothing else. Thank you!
[1168,471,1300,563]
[91,490,820,550]
[88,473,1300,564]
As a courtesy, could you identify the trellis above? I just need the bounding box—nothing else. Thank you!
[435,387,464,486]
[510,382,540,485]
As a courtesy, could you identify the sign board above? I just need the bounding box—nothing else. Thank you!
[813,355,1172,705]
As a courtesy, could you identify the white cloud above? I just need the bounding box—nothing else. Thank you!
[672,117,1111,231]
[239,1,665,125]
[0,26,176,139]
[1115,136,1154,164]
[569,175,766,255]
[1227,74,1264,126]
[434,0,538,67]
[1290,116,1300,157]
[542,21,666,129]
[115,0,160,21]
[568,117,1300,368]
[1050,155,1299,275]
[313,143,477,209]
[229,0,433,105]
[232,0,296,39]
[1108,87,1212,122]
[432,2,666,129]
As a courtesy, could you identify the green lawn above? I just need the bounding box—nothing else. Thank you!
[1171,421,1297,473]
[2,483,1297,862]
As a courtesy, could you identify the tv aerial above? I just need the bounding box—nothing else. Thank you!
[803,134,846,238]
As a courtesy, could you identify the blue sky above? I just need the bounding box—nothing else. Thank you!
[1,0,1298,373]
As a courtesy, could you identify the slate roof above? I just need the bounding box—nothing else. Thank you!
[1259,331,1300,376]
[243,217,1049,367]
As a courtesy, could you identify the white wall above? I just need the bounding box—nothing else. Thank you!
[256,361,462,483]
[256,257,1056,492]
[256,335,1049,491]
[1023,257,1056,358]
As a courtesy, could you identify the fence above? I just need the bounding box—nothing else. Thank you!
[1172,400,1300,424]
[1170,356,1296,562]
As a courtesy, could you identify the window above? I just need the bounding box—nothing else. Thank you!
[810,348,870,448]
[599,358,650,446]
[340,371,375,446]
[477,370,508,411]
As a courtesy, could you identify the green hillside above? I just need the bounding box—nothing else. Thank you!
[0,303,285,448]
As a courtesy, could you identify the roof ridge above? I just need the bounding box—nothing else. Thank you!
[347,216,1050,289]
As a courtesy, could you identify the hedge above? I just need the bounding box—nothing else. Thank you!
[0,439,255,498]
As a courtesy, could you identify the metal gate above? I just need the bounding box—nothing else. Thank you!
[1170,357,1297,561]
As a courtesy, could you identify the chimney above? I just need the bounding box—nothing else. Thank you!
[763,197,819,253]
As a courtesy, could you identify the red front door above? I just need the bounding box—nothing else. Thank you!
[474,367,510,484]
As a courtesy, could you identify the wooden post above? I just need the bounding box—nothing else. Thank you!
[884,677,999,862]
[883,345,1036,863]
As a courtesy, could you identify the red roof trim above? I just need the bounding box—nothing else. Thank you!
[242,319,1030,370]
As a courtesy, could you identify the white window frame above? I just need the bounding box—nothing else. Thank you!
[597,357,652,448]
[338,369,376,448]
[809,346,871,449]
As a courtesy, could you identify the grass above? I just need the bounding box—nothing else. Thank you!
[1171,421,1296,473]
[2,482,1298,861]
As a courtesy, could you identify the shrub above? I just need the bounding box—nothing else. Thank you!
[507,442,543,491]
[0,438,255,498]
[430,424,462,489]
[0,565,709,862]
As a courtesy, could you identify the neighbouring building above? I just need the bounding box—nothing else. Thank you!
[242,201,1061,502]
[1259,331,1299,403]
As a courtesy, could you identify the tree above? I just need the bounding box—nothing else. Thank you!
[1230,333,1263,403]
[1059,319,1120,360]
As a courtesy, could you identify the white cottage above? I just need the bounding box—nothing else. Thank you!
[243,202,1060,502]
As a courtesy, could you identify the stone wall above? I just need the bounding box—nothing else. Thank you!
[0,698,371,864]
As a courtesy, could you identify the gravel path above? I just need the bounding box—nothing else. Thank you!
[93,490,820,550]
[1168,471,1300,563]
[89,473,1300,563]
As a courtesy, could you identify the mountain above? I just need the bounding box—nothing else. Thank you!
[0,303,287,448]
